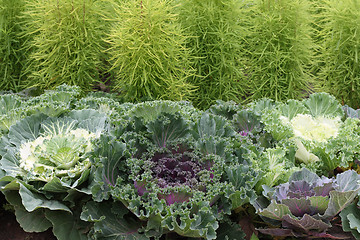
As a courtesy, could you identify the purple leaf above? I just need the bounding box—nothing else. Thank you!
[257,228,294,237]
[310,231,354,239]
[275,183,289,201]
[288,181,315,198]
[150,147,207,189]
[134,181,148,196]
[233,110,261,136]
[158,191,192,206]
[282,214,331,233]
[282,198,312,217]
[313,182,334,197]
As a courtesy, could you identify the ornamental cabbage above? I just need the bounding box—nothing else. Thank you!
[219,98,293,191]
[257,168,360,239]
[0,109,108,240]
[261,92,360,174]
[86,101,259,240]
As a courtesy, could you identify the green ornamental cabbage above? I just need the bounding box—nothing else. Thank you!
[0,109,108,240]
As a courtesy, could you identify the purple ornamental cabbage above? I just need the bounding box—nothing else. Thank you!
[87,104,259,240]
[257,168,360,239]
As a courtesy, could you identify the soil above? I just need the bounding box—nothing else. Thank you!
[0,194,56,240]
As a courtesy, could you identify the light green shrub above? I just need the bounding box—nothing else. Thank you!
[245,0,315,102]
[316,0,360,108]
[21,0,106,92]
[0,0,26,91]
[178,0,250,109]
[106,0,195,102]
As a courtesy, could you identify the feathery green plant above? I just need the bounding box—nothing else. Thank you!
[316,0,360,108]
[21,0,106,92]
[246,0,315,102]
[106,0,195,102]
[0,0,26,91]
[177,0,250,109]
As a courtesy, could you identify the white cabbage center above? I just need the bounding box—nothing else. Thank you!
[19,128,96,180]
[280,114,341,142]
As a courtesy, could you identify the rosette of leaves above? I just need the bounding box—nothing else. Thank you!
[256,168,360,239]
[0,109,108,240]
[86,102,259,239]
[207,99,291,192]
[261,92,360,174]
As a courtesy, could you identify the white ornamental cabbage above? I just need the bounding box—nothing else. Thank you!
[1,109,107,184]
[0,109,108,240]
[261,93,360,173]
[19,126,97,181]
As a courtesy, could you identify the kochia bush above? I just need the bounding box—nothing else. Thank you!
[21,0,106,92]
[316,0,360,108]
[0,0,26,91]
[106,0,195,102]
[177,0,250,109]
[245,0,315,102]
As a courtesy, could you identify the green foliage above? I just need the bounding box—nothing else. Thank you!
[0,0,26,91]
[81,201,149,240]
[340,201,360,239]
[177,0,250,109]
[21,0,106,92]
[106,0,195,102]
[315,0,360,108]
[0,85,81,139]
[246,0,315,102]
